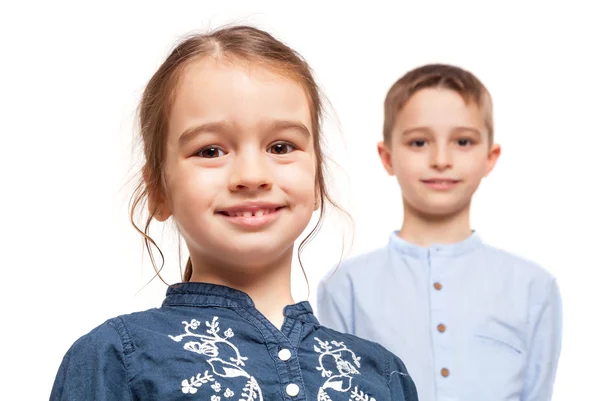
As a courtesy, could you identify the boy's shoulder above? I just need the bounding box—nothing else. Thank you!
[322,244,392,281]
[319,236,558,289]
[480,242,557,283]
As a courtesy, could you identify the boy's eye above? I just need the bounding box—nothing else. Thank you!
[410,139,427,147]
[457,138,473,146]
[268,142,296,154]
[197,146,226,158]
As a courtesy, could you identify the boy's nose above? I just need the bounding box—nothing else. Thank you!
[430,146,452,170]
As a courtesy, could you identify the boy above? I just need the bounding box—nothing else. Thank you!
[317,64,562,401]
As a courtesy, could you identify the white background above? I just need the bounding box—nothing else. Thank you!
[1,1,598,399]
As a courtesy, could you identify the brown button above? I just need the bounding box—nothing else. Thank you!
[441,368,450,377]
[433,282,442,290]
[437,324,446,333]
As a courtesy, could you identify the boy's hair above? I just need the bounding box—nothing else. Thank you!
[383,64,494,144]
[129,25,342,283]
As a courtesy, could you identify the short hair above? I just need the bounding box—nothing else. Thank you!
[383,64,493,144]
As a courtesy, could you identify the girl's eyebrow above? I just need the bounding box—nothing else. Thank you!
[265,120,311,138]
[178,119,311,146]
[178,121,234,146]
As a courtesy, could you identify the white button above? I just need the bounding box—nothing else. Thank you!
[286,383,300,397]
[278,348,292,361]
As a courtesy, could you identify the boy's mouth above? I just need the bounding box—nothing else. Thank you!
[421,178,462,190]
[421,178,461,183]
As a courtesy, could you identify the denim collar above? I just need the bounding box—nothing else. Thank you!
[162,282,318,323]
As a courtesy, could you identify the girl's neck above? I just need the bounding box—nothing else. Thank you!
[398,199,473,247]
[188,249,295,330]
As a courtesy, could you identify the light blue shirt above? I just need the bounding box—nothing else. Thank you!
[317,232,562,401]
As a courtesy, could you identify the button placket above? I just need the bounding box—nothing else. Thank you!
[278,348,292,361]
[430,249,452,383]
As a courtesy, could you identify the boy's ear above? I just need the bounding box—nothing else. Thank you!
[143,165,172,222]
[377,141,394,176]
[485,144,502,177]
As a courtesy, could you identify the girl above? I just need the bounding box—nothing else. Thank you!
[50,25,418,401]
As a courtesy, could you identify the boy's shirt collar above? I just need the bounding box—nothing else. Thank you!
[389,230,483,258]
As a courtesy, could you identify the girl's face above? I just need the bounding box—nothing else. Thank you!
[155,58,318,271]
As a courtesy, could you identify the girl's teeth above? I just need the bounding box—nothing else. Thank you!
[228,209,275,217]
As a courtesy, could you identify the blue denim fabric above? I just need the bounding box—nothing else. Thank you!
[51,282,418,400]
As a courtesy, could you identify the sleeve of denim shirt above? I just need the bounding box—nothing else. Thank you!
[387,352,420,401]
[50,320,132,401]
[522,277,563,401]
[317,272,354,334]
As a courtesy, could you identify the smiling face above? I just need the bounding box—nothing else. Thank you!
[378,88,501,218]
[152,58,318,271]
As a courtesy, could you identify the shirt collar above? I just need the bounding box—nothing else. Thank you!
[388,230,483,258]
[162,282,318,323]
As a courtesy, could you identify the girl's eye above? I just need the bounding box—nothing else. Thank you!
[197,146,226,158]
[410,139,427,147]
[268,142,296,155]
[457,138,473,146]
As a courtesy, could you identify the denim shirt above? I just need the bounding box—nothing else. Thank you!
[50,282,418,401]
[317,232,562,401]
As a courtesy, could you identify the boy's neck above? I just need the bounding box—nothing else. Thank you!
[188,249,295,330]
[398,201,473,247]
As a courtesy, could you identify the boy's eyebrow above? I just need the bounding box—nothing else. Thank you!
[451,126,483,137]
[178,120,311,145]
[401,127,434,136]
[401,126,482,137]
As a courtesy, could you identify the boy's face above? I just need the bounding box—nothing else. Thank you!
[378,88,501,218]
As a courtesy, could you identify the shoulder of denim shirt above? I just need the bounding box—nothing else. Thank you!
[313,323,412,382]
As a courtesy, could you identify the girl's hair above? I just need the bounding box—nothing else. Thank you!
[129,25,341,283]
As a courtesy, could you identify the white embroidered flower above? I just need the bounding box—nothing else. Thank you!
[224,388,234,397]
[184,342,219,357]
[336,359,359,376]
[211,396,221,401]
[224,328,234,338]
[181,379,197,394]
[189,319,201,330]
[211,382,221,392]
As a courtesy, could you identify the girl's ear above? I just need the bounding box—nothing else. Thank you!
[143,165,172,222]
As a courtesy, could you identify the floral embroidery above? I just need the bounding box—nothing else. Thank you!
[170,317,263,400]
[181,371,214,394]
[350,386,376,401]
[314,337,375,401]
